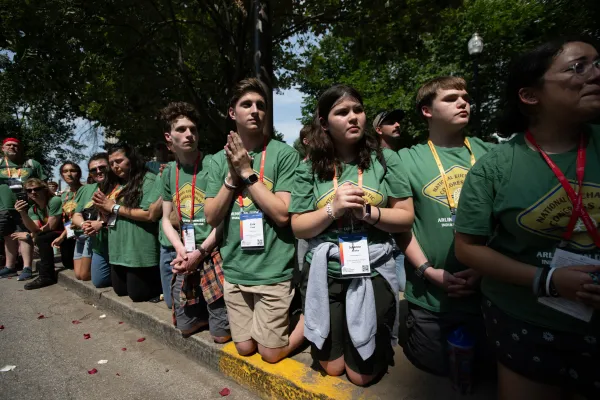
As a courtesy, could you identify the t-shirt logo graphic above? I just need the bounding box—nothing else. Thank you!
[62,200,77,215]
[422,165,469,207]
[173,182,205,219]
[238,174,274,208]
[0,168,29,179]
[316,181,384,209]
[517,181,600,250]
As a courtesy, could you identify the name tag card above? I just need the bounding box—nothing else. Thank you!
[182,223,196,252]
[240,211,265,250]
[64,221,75,239]
[339,233,371,276]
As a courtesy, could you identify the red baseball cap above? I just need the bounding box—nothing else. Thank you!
[2,138,20,146]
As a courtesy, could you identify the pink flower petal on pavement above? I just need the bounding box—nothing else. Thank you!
[121,348,127,351]
[37,315,45,319]
[83,333,91,339]
[118,321,124,324]
[87,368,98,375]
[136,337,145,343]
[72,320,81,325]
[219,388,230,396]
[0,325,4,330]
[116,373,120,376]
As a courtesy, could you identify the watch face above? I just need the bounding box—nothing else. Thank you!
[247,174,259,183]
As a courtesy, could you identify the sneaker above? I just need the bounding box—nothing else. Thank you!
[0,267,18,279]
[24,276,56,290]
[17,267,33,281]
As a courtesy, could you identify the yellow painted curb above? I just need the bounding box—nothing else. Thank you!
[219,342,369,400]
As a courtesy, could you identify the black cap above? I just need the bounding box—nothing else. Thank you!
[372,109,405,130]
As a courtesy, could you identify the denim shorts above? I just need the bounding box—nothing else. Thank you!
[73,235,92,260]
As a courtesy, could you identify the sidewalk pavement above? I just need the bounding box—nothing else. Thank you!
[41,264,496,400]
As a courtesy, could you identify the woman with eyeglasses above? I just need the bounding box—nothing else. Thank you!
[455,38,600,399]
[92,144,162,302]
[14,178,64,290]
[49,162,83,274]
[71,153,111,287]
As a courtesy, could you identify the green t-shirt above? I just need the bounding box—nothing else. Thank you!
[455,128,600,334]
[162,155,213,247]
[144,169,169,248]
[0,158,47,211]
[398,137,494,313]
[206,139,299,285]
[74,183,107,254]
[108,173,159,267]
[289,149,412,277]
[28,196,63,229]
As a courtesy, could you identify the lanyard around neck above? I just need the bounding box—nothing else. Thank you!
[427,138,475,213]
[525,130,599,247]
[237,138,268,210]
[4,157,20,178]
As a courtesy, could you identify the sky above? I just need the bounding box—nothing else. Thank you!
[51,87,305,184]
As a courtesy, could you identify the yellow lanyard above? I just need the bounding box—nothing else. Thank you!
[427,138,475,213]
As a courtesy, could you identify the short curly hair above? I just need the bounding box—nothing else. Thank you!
[159,102,200,132]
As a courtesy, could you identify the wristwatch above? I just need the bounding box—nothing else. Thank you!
[415,262,432,280]
[112,204,121,215]
[242,173,259,186]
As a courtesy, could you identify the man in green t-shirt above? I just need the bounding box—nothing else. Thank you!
[205,78,301,363]
[158,102,230,342]
[0,138,47,280]
[397,77,494,377]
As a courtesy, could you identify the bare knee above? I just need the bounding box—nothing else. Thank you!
[212,335,231,344]
[259,347,286,364]
[345,366,375,387]
[235,340,257,356]
[320,357,345,376]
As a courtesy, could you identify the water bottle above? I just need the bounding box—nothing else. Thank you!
[447,327,475,394]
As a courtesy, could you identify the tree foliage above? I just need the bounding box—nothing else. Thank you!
[0,53,85,176]
[292,0,600,143]
[0,0,347,153]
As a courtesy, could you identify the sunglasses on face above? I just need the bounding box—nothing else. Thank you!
[26,187,44,193]
[89,166,108,175]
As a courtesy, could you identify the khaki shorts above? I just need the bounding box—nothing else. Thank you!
[223,279,294,349]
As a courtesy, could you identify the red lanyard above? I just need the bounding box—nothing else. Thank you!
[4,157,20,178]
[237,138,267,210]
[525,130,600,247]
[175,153,201,222]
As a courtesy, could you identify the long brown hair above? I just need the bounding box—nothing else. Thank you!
[308,84,380,181]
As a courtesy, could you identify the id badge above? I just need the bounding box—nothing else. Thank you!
[240,211,265,250]
[64,221,75,239]
[182,223,196,252]
[106,213,117,228]
[339,233,371,276]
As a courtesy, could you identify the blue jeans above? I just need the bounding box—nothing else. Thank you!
[394,251,406,292]
[160,246,176,310]
[91,250,111,288]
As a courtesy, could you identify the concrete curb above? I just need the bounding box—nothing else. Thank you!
[50,265,371,400]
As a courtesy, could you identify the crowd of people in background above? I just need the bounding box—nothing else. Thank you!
[1,37,599,399]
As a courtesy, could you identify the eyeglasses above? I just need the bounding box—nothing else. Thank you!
[26,187,44,193]
[565,59,600,78]
[89,166,108,175]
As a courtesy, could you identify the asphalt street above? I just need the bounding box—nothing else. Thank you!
[0,276,257,400]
